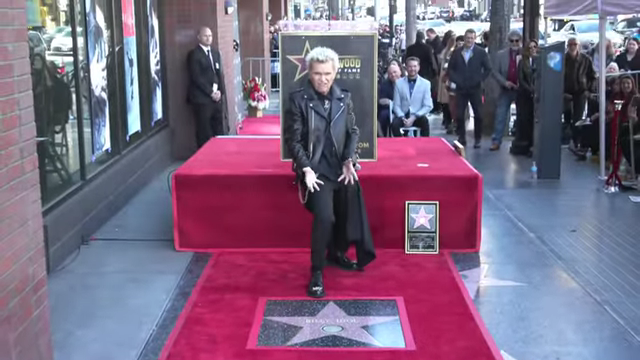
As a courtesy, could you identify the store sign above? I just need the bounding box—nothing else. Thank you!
[26,0,41,27]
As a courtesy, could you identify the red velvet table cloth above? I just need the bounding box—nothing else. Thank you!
[172,137,482,251]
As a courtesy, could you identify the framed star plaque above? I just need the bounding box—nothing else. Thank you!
[405,201,440,254]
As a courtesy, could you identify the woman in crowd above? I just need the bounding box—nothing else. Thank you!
[615,39,640,85]
[512,39,538,155]
[444,35,468,135]
[589,39,616,75]
[617,75,639,175]
[437,30,456,134]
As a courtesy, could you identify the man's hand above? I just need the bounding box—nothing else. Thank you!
[338,161,358,185]
[403,115,416,127]
[212,91,221,102]
[379,98,391,106]
[303,167,324,192]
[564,93,573,100]
[505,81,517,90]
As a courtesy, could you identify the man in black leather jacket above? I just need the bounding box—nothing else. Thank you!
[283,46,374,298]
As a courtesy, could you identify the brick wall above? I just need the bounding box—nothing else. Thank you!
[213,0,238,133]
[238,0,270,87]
[268,0,285,22]
[0,1,54,360]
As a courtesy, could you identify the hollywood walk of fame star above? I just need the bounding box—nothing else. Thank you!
[287,41,312,82]
[411,206,434,230]
[459,264,527,299]
[266,301,400,347]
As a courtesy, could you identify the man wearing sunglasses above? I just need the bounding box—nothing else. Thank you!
[490,30,522,151]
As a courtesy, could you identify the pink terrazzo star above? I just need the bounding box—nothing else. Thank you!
[411,206,434,229]
[266,301,399,346]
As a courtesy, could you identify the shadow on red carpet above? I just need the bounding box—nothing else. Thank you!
[159,250,501,360]
[238,115,281,135]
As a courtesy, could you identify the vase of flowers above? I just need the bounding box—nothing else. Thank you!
[242,77,269,118]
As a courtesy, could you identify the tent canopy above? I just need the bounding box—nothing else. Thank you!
[544,0,637,17]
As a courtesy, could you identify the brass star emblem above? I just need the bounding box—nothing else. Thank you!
[287,41,312,82]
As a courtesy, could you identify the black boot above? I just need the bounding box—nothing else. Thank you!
[326,252,360,271]
[307,270,325,298]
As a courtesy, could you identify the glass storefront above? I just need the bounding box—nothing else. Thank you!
[26,0,165,207]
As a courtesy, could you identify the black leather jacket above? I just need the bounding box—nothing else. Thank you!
[284,82,359,176]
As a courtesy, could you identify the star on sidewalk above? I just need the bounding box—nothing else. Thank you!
[411,206,434,229]
[266,301,399,347]
[459,265,526,299]
[287,41,312,82]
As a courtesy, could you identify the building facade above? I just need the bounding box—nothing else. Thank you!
[21,0,173,272]
[2,0,277,358]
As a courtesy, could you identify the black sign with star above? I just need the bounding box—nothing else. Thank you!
[279,32,378,161]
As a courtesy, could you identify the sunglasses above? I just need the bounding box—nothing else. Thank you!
[509,39,520,43]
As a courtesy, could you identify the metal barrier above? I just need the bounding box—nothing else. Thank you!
[242,51,280,92]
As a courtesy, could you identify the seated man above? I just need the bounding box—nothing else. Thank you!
[378,61,402,136]
[392,57,433,137]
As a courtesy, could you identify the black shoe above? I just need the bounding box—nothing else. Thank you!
[326,253,360,271]
[307,271,325,298]
[473,140,481,149]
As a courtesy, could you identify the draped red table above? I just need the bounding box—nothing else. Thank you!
[172,137,482,251]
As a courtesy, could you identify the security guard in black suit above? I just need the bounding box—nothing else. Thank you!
[187,26,227,148]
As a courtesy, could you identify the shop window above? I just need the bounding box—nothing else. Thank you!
[27,0,165,206]
[28,0,84,205]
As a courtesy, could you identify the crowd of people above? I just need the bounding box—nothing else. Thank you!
[376,25,640,177]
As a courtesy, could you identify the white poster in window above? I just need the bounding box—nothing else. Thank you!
[122,0,141,138]
[86,0,112,156]
[148,0,163,125]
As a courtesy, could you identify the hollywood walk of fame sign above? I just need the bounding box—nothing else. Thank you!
[248,298,416,349]
[405,201,440,254]
[278,32,378,161]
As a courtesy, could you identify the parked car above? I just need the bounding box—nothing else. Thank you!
[27,31,46,60]
[425,7,438,20]
[613,17,640,38]
[458,9,476,21]
[553,20,625,53]
[418,19,448,36]
[438,8,454,22]
[43,26,69,50]
[50,27,84,54]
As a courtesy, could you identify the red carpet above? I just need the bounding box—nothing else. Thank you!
[159,250,500,360]
[238,115,281,135]
[172,138,482,251]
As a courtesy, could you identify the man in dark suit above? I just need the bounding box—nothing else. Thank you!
[187,26,227,148]
[404,31,438,87]
[426,28,442,55]
[377,62,402,136]
[447,28,492,148]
